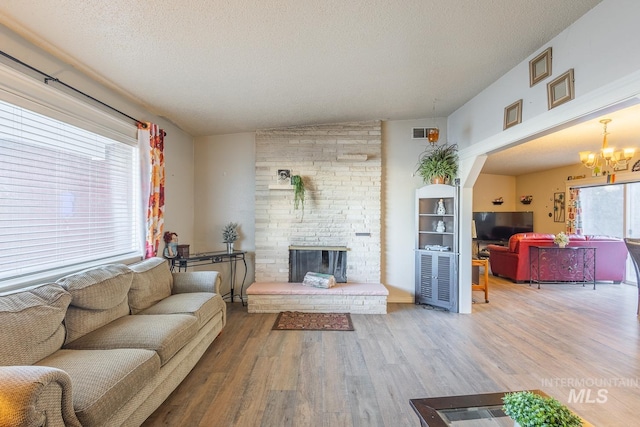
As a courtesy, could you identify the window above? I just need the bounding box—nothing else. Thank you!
[579,182,640,284]
[580,185,624,237]
[0,99,140,289]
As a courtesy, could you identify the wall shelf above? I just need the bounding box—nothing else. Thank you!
[268,184,293,190]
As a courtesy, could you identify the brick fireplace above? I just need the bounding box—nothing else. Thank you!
[254,121,381,283]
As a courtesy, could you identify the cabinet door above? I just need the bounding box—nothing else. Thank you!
[415,251,457,311]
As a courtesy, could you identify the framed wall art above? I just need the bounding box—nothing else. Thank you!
[529,47,552,87]
[503,99,523,129]
[554,192,565,223]
[547,69,574,110]
[277,169,291,184]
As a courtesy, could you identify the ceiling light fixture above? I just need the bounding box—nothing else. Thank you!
[579,119,635,171]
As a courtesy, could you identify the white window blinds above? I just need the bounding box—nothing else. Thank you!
[0,99,140,286]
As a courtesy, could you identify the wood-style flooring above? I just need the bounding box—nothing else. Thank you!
[142,276,640,426]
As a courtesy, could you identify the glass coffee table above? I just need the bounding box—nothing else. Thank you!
[410,391,543,426]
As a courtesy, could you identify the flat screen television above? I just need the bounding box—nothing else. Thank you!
[473,211,533,242]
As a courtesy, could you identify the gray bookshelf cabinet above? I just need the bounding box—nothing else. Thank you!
[415,184,458,312]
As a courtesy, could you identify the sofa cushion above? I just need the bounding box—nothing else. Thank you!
[63,314,198,365]
[36,349,160,426]
[138,292,224,329]
[0,284,71,365]
[128,257,173,314]
[57,264,133,344]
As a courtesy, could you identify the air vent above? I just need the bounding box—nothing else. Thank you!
[412,127,428,139]
[412,127,438,140]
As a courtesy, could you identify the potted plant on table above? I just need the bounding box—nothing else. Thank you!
[222,222,239,253]
[416,144,459,185]
[502,391,583,427]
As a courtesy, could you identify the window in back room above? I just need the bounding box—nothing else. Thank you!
[579,182,640,284]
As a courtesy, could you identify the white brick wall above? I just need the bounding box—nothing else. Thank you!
[255,121,382,283]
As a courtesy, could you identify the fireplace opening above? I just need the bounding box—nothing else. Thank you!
[289,246,347,283]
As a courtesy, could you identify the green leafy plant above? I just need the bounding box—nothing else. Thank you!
[502,391,583,427]
[222,222,239,243]
[416,144,459,184]
[291,175,305,211]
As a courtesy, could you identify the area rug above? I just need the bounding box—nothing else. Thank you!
[272,311,354,331]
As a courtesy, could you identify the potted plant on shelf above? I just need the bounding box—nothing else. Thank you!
[416,144,459,185]
[291,175,305,212]
[222,222,239,253]
[502,391,583,427]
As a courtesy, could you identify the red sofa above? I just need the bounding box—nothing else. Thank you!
[488,233,627,283]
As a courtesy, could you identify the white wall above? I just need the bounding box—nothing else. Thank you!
[449,0,640,150]
[382,118,448,302]
[193,133,257,292]
[191,118,447,303]
[0,23,196,249]
[473,174,516,212]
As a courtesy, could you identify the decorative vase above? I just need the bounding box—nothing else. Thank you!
[436,220,445,233]
[436,198,446,215]
[226,242,234,254]
[431,176,447,185]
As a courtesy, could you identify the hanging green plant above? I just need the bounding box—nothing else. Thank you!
[291,175,305,211]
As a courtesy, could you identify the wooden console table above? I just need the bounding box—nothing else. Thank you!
[529,246,596,289]
[169,251,248,304]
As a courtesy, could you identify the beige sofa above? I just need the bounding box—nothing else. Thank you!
[0,257,226,427]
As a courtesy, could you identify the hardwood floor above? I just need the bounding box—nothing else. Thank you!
[143,276,640,426]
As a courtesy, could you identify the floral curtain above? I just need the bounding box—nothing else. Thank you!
[138,122,165,258]
[567,188,582,235]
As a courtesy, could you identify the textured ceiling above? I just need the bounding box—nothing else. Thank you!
[0,0,602,138]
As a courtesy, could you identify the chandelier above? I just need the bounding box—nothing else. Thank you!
[579,119,635,170]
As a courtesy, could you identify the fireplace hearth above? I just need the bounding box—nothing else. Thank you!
[289,246,347,283]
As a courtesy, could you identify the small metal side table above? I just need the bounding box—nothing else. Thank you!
[529,246,596,289]
[169,251,248,304]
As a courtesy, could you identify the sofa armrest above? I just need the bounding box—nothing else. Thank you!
[0,366,80,427]
[486,244,509,253]
[172,271,222,294]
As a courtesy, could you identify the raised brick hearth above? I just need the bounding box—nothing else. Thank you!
[247,282,388,314]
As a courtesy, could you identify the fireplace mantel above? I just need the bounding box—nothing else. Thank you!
[288,245,348,252]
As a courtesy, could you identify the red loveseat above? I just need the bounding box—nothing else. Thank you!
[488,233,627,283]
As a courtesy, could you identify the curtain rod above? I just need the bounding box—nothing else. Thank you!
[0,49,148,129]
